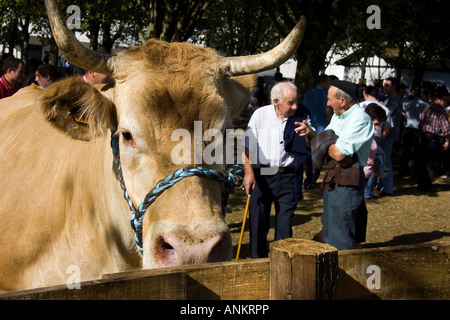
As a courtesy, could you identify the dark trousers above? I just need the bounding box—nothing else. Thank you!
[417,133,445,191]
[322,170,365,250]
[303,149,319,189]
[400,128,421,176]
[249,170,298,258]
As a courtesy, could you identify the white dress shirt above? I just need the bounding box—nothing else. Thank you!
[242,105,297,171]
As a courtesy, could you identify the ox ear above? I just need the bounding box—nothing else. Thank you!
[39,77,117,141]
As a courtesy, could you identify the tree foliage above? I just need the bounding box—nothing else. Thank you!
[132,0,211,43]
[191,0,279,56]
[1,0,448,90]
[258,0,366,98]
[331,0,450,87]
[0,0,46,59]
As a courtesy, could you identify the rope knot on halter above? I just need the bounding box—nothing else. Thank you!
[111,131,244,253]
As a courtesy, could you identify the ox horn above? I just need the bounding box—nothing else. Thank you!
[220,16,306,76]
[44,0,113,75]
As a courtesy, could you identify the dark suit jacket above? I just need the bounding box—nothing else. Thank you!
[311,130,361,191]
[284,104,311,200]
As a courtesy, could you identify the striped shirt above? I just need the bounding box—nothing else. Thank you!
[419,103,450,137]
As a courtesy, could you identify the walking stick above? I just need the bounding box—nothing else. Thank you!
[236,194,251,261]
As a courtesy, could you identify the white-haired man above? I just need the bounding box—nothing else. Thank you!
[242,81,312,258]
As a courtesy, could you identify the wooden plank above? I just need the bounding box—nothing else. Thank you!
[0,268,185,300]
[269,238,338,300]
[2,241,447,300]
[338,242,449,300]
[104,258,271,300]
[185,258,270,300]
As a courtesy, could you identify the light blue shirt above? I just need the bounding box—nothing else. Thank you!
[325,104,374,166]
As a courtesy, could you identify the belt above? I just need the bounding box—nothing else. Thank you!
[278,166,296,174]
[259,165,296,174]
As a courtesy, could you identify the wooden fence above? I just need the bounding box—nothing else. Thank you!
[0,239,448,300]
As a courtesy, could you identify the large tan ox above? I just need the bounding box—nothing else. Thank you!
[0,0,305,292]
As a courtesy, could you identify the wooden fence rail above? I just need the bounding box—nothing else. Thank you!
[0,239,448,300]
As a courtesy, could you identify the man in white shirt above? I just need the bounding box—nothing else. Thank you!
[242,82,311,258]
[83,70,111,85]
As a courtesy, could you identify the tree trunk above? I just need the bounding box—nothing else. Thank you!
[88,21,100,51]
[412,66,426,89]
[295,45,330,102]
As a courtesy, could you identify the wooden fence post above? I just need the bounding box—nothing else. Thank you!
[270,238,338,300]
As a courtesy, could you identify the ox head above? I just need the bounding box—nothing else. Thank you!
[43,0,305,268]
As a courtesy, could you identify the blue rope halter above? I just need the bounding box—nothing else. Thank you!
[110,131,244,253]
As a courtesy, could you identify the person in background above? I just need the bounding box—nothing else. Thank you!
[360,86,391,200]
[376,77,403,197]
[399,87,430,177]
[0,56,25,99]
[83,70,111,85]
[417,86,450,191]
[21,57,43,87]
[355,103,388,248]
[35,64,59,88]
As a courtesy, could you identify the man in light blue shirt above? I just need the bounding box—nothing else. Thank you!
[302,80,374,250]
[323,80,373,250]
[325,95,374,168]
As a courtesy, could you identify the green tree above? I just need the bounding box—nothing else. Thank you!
[259,0,366,99]
[0,0,46,62]
[332,0,450,87]
[192,0,279,56]
[132,0,211,43]
[55,0,136,53]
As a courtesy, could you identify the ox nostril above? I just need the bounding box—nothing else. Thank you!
[162,241,173,250]
[154,235,179,267]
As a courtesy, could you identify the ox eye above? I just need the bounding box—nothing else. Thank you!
[122,131,133,141]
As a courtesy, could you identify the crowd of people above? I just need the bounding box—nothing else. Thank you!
[246,72,449,253]
[0,54,111,99]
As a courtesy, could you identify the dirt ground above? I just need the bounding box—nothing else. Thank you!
[226,110,450,259]
[226,165,450,259]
